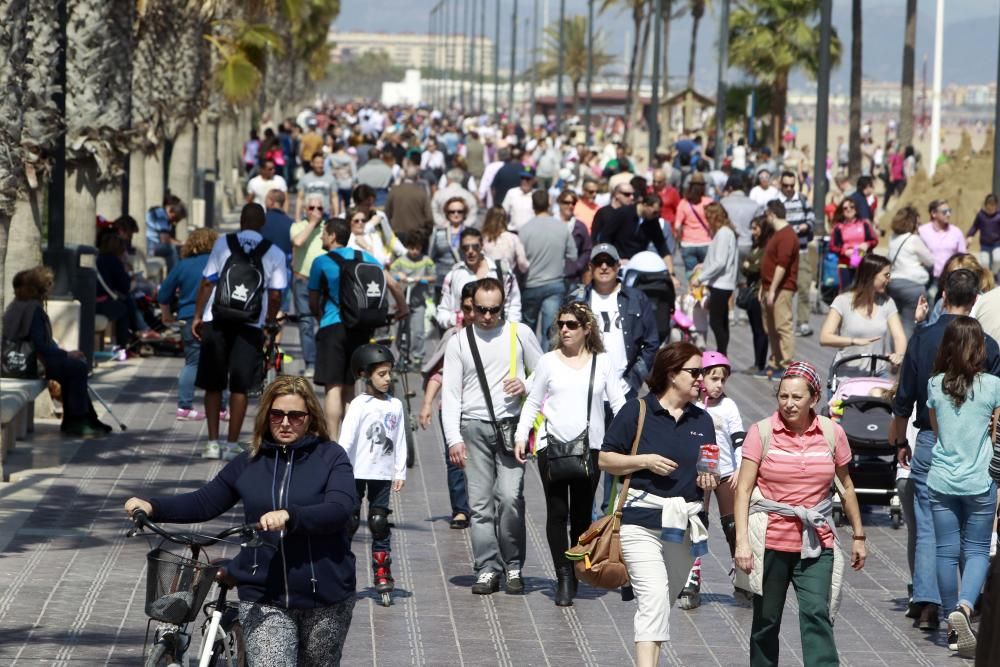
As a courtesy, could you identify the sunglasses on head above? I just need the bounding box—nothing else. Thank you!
[557,319,582,330]
[474,304,502,315]
[461,243,482,252]
[268,409,309,426]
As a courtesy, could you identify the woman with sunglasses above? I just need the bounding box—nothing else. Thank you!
[347,206,390,267]
[599,342,719,667]
[513,302,626,606]
[556,190,593,292]
[828,198,878,292]
[125,376,357,665]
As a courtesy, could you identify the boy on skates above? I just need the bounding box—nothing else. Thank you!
[341,344,407,605]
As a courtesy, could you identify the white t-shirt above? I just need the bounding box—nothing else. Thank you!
[590,289,630,395]
[697,396,744,477]
[515,352,628,450]
[201,230,289,326]
[247,175,288,206]
[339,393,407,481]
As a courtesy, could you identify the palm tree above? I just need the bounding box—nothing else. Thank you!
[684,0,707,130]
[535,16,615,105]
[601,0,647,137]
[899,0,917,147]
[729,0,841,150]
[847,0,862,178]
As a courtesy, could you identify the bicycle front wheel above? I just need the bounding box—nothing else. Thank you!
[207,620,246,667]
[144,641,176,667]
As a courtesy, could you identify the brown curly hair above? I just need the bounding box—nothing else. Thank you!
[181,228,218,258]
[551,302,605,354]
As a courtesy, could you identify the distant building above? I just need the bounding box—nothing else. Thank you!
[329,30,494,74]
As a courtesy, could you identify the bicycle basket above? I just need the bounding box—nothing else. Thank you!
[145,548,220,624]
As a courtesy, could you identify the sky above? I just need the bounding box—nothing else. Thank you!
[332,0,1000,90]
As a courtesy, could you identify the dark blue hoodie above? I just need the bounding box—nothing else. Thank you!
[149,435,357,609]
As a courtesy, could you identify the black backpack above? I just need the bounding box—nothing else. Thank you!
[212,234,273,325]
[327,249,388,329]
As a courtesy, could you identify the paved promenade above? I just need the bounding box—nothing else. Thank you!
[0,315,966,665]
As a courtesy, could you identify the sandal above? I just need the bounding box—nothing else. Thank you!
[450,513,469,529]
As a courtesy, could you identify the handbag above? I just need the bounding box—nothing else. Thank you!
[564,398,647,589]
[735,284,756,310]
[466,323,519,456]
[2,336,39,379]
[544,356,597,483]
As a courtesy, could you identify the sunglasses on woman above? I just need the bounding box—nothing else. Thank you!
[268,409,309,426]
[680,368,704,378]
[557,319,582,330]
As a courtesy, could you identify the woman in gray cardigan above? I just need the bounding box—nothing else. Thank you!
[691,202,739,354]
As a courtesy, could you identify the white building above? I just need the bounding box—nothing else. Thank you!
[329,30,494,74]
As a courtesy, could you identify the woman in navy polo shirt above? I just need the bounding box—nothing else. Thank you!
[600,342,719,667]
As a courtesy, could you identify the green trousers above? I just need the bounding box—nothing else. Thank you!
[750,548,837,667]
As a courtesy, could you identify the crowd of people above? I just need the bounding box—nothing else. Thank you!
[6,99,1000,665]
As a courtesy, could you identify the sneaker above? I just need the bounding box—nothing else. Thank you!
[796,324,814,337]
[905,600,923,619]
[221,442,244,462]
[303,365,314,379]
[138,330,163,342]
[201,441,221,459]
[947,629,958,652]
[219,409,230,422]
[948,606,977,657]
[505,569,524,594]
[471,571,500,595]
[768,366,785,381]
[176,408,206,421]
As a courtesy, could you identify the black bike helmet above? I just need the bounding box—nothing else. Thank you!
[350,344,395,378]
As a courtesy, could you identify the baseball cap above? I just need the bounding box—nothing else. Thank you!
[520,166,536,179]
[590,243,620,263]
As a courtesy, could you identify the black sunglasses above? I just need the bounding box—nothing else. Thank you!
[474,304,502,315]
[461,244,482,252]
[308,205,323,211]
[268,409,309,426]
[557,319,582,330]
[680,368,704,378]
[592,257,617,268]
[447,209,467,215]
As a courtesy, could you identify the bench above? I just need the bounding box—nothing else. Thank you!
[0,378,46,481]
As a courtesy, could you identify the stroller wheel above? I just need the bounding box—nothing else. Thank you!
[890,510,902,530]
[832,508,846,527]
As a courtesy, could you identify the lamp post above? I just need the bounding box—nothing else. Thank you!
[555,0,566,130]
[585,0,594,145]
[509,0,518,119]
[494,0,501,122]
[929,0,944,176]
[530,0,539,124]
[469,0,477,112]
[480,0,486,111]
[812,0,833,213]
[649,0,661,164]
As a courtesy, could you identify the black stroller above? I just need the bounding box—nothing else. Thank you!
[825,354,902,528]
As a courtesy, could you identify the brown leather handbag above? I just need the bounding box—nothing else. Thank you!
[565,399,647,589]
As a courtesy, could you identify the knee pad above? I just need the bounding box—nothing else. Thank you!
[721,514,737,555]
[350,511,360,536]
[368,507,392,541]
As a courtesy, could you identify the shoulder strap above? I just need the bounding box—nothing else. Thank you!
[354,249,363,263]
[226,233,243,257]
[756,417,773,461]
[95,265,121,301]
[889,233,913,266]
[508,322,518,378]
[584,355,597,430]
[817,415,849,497]
[688,200,712,235]
[466,326,498,423]
[494,259,504,283]
[328,249,346,265]
[249,239,272,263]
[613,398,647,516]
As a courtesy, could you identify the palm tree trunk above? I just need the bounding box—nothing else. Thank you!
[684,8,702,131]
[657,0,673,150]
[3,194,44,307]
[144,147,165,220]
[168,124,195,241]
[898,0,917,147]
[623,5,645,140]
[128,149,146,239]
[772,69,789,151]
[847,0,863,178]
[64,160,100,247]
[628,12,652,147]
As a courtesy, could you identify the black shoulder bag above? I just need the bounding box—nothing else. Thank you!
[466,325,518,456]
[545,355,597,482]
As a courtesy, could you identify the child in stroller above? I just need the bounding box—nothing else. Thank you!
[826,353,903,528]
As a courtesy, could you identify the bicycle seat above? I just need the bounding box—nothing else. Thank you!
[211,558,238,588]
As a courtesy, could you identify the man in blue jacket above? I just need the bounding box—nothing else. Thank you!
[893,268,1000,631]
[569,243,659,511]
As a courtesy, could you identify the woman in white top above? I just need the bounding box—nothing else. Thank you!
[691,202,739,355]
[886,205,934,339]
[820,253,907,379]
[347,207,389,267]
[481,206,529,273]
[514,301,626,606]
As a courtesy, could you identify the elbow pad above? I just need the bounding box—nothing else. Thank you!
[731,431,747,450]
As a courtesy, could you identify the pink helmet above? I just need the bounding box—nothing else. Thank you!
[701,351,731,372]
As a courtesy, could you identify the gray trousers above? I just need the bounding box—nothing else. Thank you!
[461,417,526,574]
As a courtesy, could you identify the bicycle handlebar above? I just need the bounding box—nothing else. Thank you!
[128,509,265,549]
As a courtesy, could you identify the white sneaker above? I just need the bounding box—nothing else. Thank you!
[201,441,221,459]
[221,442,244,461]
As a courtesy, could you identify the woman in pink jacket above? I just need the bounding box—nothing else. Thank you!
[829,198,878,292]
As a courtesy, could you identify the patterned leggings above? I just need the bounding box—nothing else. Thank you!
[239,598,355,666]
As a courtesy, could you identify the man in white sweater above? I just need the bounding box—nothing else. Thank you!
[442,278,543,595]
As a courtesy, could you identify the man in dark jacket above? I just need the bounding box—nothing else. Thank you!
[893,268,1000,631]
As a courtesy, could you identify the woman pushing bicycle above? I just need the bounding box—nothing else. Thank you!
[125,376,358,666]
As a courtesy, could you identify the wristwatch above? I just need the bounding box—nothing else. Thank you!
[893,441,910,449]
[853,535,867,541]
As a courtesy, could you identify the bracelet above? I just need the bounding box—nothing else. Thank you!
[853,535,866,541]
[894,441,910,449]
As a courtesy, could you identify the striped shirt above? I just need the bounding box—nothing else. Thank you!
[779,193,816,249]
[741,413,852,553]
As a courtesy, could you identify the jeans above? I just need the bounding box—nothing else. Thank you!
[896,477,916,580]
[746,294,769,370]
[406,304,427,361]
[460,417,526,574]
[707,286,732,355]
[681,244,709,275]
[980,244,1000,273]
[354,478,393,554]
[96,299,130,347]
[887,278,926,341]
[910,429,942,605]
[178,321,201,409]
[751,549,837,667]
[521,281,565,352]
[292,275,316,366]
[152,242,179,272]
[930,483,996,612]
[837,266,856,293]
[438,412,470,518]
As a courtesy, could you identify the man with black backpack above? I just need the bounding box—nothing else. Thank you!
[192,204,288,460]
[308,217,408,439]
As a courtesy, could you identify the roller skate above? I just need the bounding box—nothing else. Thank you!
[373,551,394,606]
[677,557,702,610]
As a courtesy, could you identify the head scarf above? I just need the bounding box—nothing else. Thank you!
[782,361,821,396]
